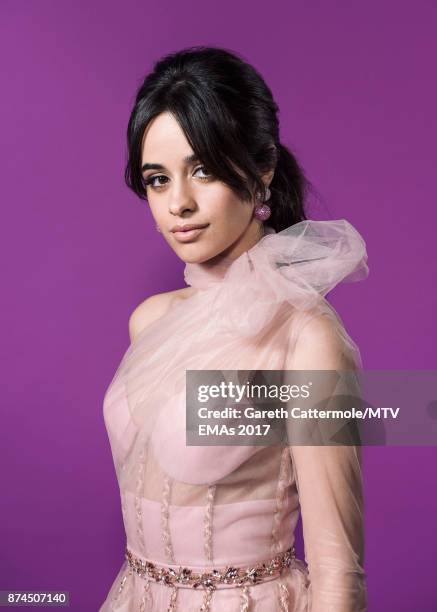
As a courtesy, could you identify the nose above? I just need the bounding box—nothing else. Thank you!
[168,182,197,216]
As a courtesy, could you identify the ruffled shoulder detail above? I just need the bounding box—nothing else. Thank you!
[184,219,369,338]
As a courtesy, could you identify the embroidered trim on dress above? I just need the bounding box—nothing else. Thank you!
[277,580,290,611]
[271,448,291,556]
[139,579,153,611]
[125,545,295,589]
[239,584,251,611]
[134,445,147,556]
[161,474,175,562]
[203,485,216,562]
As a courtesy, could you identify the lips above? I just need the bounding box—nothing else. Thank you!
[171,223,209,233]
[172,224,209,243]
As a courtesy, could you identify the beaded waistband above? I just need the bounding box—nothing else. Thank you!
[125,545,296,591]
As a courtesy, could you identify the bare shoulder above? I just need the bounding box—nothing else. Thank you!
[286,312,348,370]
[128,286,196,342]
[297,312,339,343]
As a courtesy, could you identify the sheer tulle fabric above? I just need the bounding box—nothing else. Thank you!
[100,218,369,611]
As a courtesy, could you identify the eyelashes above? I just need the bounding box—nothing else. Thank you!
[143,166,212,191]
[143,175,169,189]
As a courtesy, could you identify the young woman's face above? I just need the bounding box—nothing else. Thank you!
[141,111,270,264]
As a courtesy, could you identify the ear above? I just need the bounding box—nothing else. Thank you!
[261,167,275,188]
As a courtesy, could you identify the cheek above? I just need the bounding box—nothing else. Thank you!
[146,199,165,222]
[218,200,253,232]
[207,188,252,222]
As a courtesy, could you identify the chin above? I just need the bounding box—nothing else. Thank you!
[177,244,226,265]
[180,252,215,265]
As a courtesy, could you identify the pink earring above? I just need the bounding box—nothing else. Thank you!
[253,186,272,221]
[156,225,161,233]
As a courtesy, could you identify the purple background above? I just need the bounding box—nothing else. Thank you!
[1,1,436,610]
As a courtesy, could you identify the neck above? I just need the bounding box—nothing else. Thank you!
[184,224,275,290]
[221,220,267,259]
[206,222,272,264]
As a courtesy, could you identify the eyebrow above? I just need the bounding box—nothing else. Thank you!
[141,153,200,174]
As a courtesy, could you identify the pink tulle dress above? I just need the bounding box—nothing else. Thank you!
[99,219,369,611]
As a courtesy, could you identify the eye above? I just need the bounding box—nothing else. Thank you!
[142,165,213,192]
[194,165,212,180]
[143,174,169,189]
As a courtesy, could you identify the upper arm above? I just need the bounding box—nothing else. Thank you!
[128,292,173,343]
[286,312,354,371]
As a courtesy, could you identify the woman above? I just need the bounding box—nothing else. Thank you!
[100,46,369,611]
